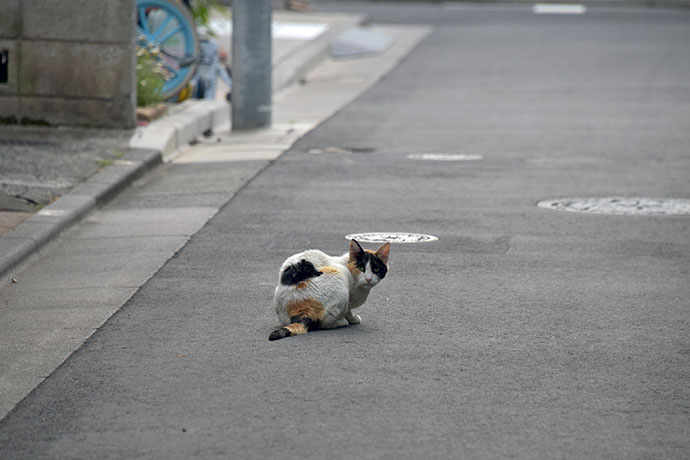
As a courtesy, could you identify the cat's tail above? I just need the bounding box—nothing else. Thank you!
[269,316,319,341]
[269,297,325,341]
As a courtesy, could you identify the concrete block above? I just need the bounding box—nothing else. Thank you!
[69,182,116,203]
[0,95,20,122]
[19,96,135,128]
[212,102,231,131]
[129,102,229,156]
[125,148,163,170]
[5,220,57,246]
[22,0,135,43]
[0,0,21,38]
[0,40,17,94]
[174,110,212,149]
[78,162,149,204]
[87,163,145,185]
[129,122,177,155]
[30,194,95,224]
[19,42,133,99]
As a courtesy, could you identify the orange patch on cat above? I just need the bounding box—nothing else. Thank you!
[296,280,310,290]
[287,298,325,321]
[285,323,307,335]
[347,261,361,276]
[319,266,340,275]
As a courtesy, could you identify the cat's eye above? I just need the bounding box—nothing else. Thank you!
[372,266,379,273]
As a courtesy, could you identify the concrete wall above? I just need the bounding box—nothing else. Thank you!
[0,0,136,128]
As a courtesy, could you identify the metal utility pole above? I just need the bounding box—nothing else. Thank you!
[231,0,272,130]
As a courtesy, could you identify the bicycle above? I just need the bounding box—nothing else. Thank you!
[136,0,200,99]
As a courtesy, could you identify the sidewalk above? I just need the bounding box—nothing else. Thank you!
[0,9,364,282]
[0,7,431,420]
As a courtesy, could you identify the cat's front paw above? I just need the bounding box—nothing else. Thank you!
[346,313,361,325]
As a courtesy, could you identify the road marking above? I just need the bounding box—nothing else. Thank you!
[407,153,482,161]
[37,209,66,217]
[346,232,439,243]
[533,4,586,14]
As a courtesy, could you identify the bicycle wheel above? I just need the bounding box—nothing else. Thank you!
[136,0,200,99]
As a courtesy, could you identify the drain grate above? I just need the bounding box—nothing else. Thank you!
[538,197,690,216]
[346,232,439,243]
[407,153,483,161]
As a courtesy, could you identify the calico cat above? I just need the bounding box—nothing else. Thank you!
[269,239,390,341]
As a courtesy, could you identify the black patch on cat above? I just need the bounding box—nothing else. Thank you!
[370,254,388,279]
[280,259,322,286]
[269,328,290,341]
[354,251,367,270]
[357,251,387,279]
[290,315,320,332]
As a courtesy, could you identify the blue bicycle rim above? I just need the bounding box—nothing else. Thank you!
[137,0,198,97]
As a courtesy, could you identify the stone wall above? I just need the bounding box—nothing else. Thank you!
[0,0,136,128]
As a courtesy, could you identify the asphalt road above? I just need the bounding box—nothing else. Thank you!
[1,4,689,459]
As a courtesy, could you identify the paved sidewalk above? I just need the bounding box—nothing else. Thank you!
[0,9,364,282]
[0,16,431,420]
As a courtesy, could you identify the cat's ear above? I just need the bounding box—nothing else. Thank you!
[375,242,390,264]
[349,239,364,259]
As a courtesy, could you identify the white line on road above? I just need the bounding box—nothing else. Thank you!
[533,3,586,14]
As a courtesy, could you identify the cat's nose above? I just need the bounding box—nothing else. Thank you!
[365,275,373,283]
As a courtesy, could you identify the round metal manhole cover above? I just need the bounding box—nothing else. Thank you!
[538,197,690,216]
[345,232,439,243]
[407,153,483,161]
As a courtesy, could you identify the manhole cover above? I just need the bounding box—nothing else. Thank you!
[538,197,690,216]
[407,153,483,161]
[345,232,439,243]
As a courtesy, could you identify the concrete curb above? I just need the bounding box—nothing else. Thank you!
[0,148,162,281]
[272,13,367,92]
[129,100,230,160]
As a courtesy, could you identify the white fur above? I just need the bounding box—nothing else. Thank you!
[273,249,381,329]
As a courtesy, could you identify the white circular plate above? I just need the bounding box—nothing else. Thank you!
[538,197,690,216]
[345,232,439,243]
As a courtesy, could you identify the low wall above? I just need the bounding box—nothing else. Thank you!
[0,0,136,128]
